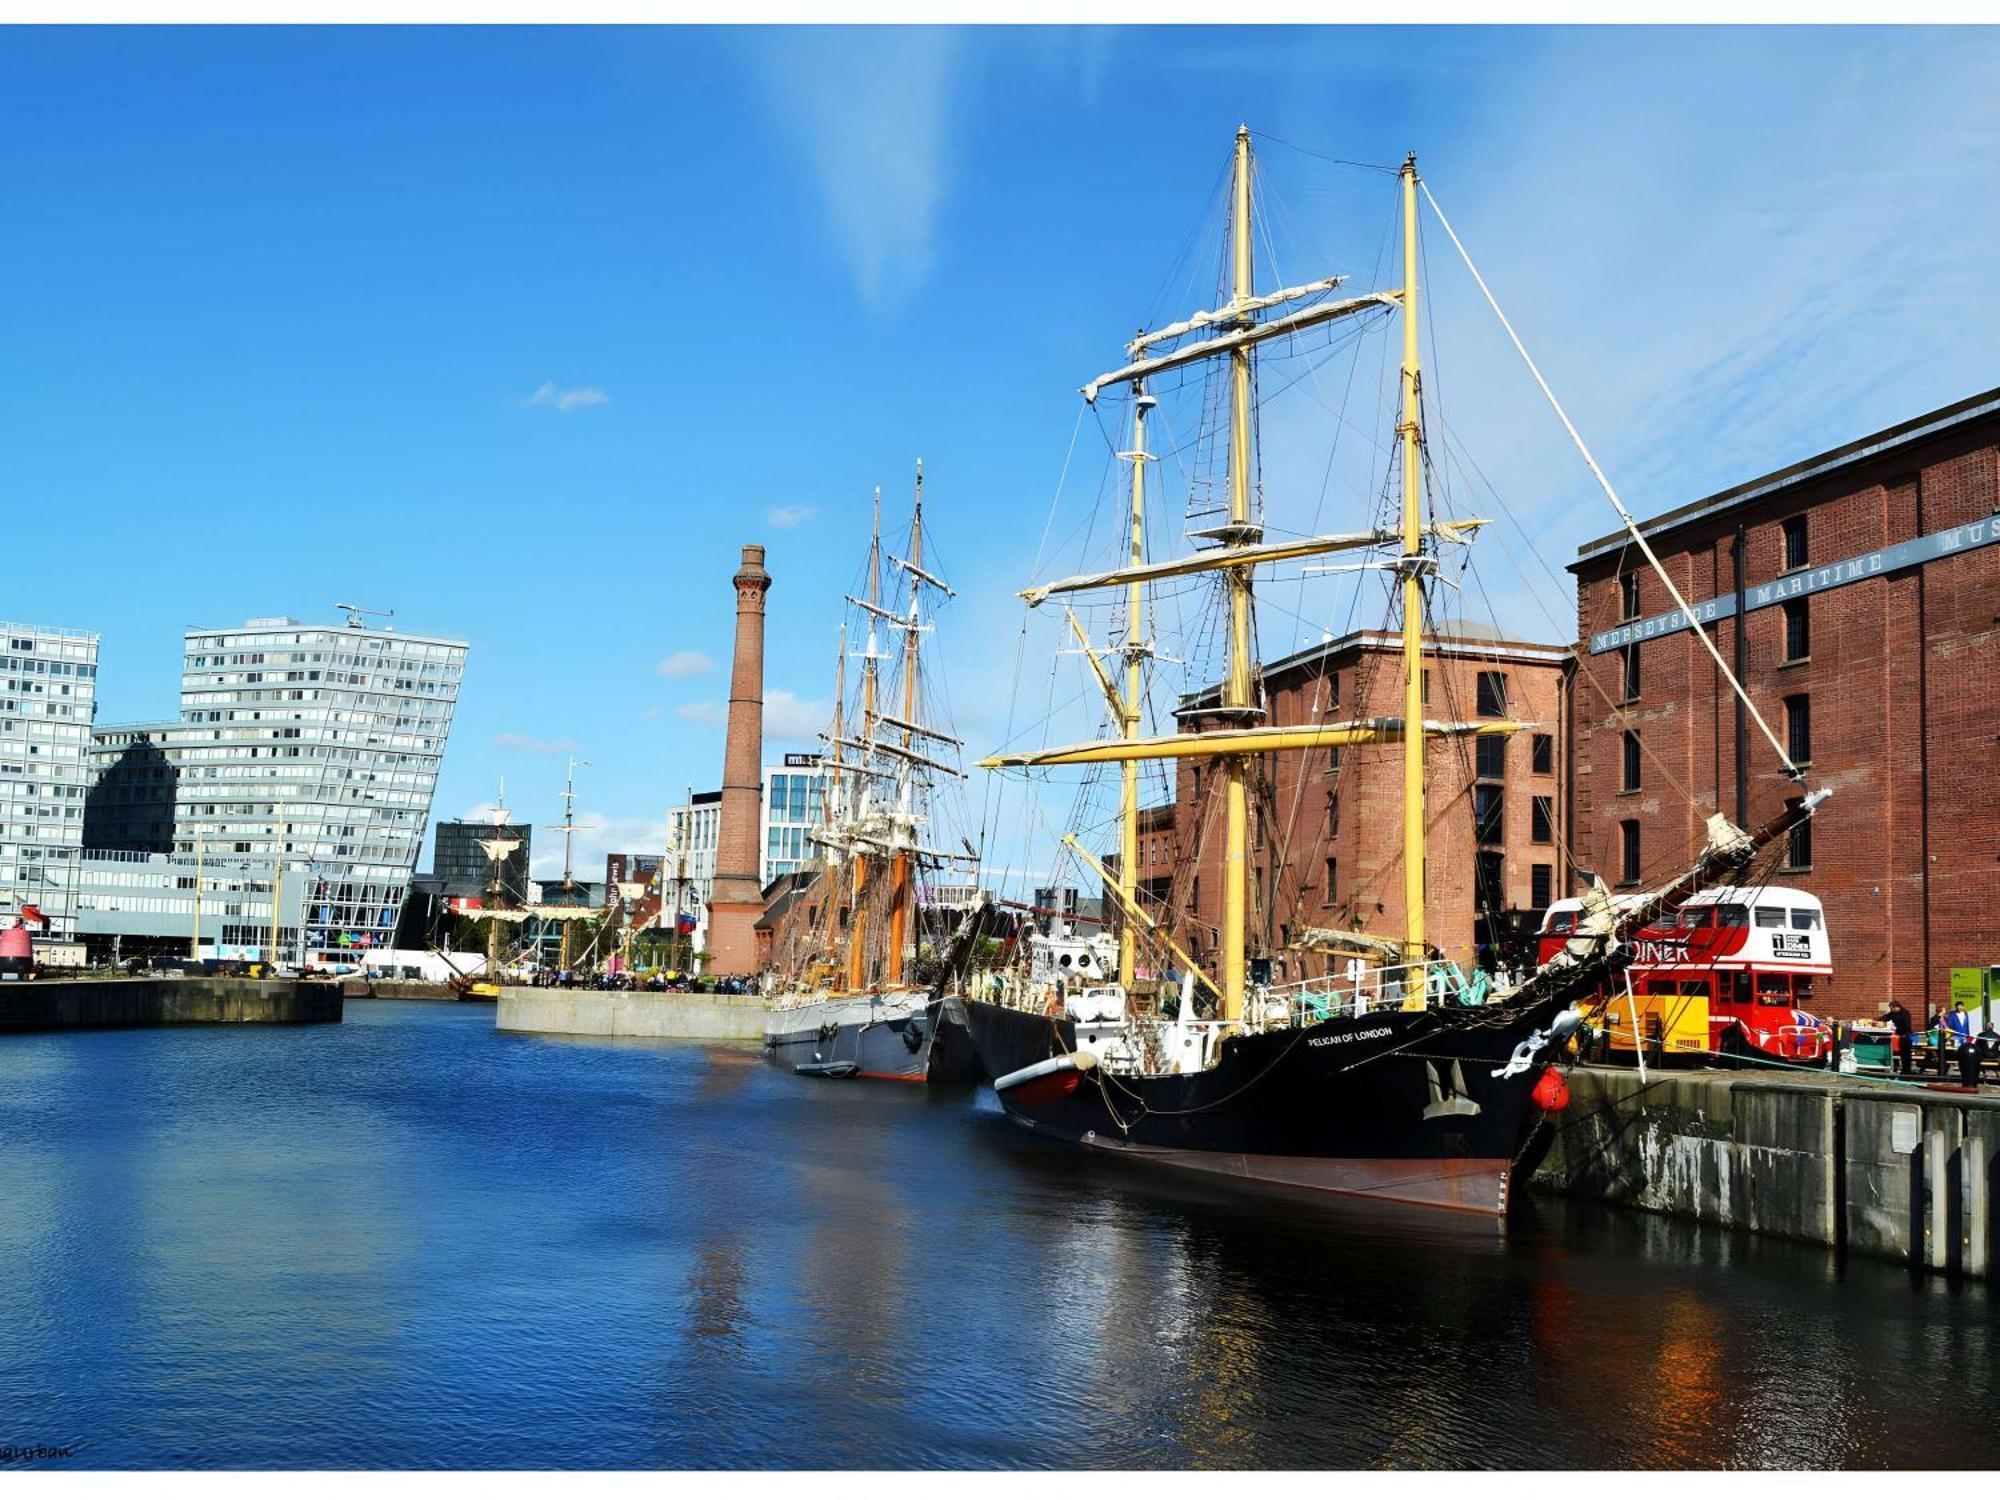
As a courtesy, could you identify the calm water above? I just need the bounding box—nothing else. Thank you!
[0,1000,1995,1470]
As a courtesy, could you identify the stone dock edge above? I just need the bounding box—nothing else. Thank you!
[494,987,765,1042]
[0,977,343,1030]
[1533,1065,1998,1280]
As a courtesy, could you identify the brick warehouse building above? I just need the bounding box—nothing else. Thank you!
[1122,629,1568,981]
[1569,386,2000,1020]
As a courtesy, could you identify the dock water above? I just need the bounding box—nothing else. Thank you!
[1535,1065,1999,1279]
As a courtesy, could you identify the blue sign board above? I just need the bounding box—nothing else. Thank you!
[1588,514,2000,654]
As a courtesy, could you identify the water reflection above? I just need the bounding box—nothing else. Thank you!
[0,1005,1996,1470]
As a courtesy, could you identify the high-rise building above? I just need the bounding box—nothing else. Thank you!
[172,616,466,955]
[76,616,465,961]
[0,621,100,939]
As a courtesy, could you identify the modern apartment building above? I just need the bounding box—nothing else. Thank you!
[78,616,466,961]
[0,622,100,940]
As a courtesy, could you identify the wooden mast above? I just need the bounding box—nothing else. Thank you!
[1397,153,1427,965]
[823,621,846,965]
[846,488,882,992]
[886,463,922,986]
[1220,123,1256,1023]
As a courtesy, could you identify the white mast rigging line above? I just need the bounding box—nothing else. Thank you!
[1418,179,1805,789]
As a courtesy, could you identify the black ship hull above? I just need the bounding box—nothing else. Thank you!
[963,997,1565,1216]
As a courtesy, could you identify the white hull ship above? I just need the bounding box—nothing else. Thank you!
[762,467,984,1085]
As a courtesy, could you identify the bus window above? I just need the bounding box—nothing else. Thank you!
[1794,976,1816,1005]
[1756,972,1793,1005]
[1678,907,1714,930]
[1728,971,1753,1006]
[1717,904,1748,927]
[1754,907,1786,929]
[1790,909,1822,931]
[1547,910,1575,935]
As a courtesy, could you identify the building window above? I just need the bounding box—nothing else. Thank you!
[1782,515,1808,572]
[1475,735,1506,780]
[1326,744,1342,774]
[1531,733,1554,775]
[1621,643,1641,702]
[1783,599,1809,663]
[1322,858,1337,906]
[1620,820,1641,884]
[1324,792,1339,836]
[1530,863,1554,911]
[1475,851,1505,913]
[1476,671,1507,717]
[1619,573,1640,621]
[1473,784,1504,845]
[1421,669,1431,705]
[1785,694,1812,765]
[1328,671,1340,709]
[1784,797,1812,871]
[1531,795,1554,844]
[1622,730,1641,792]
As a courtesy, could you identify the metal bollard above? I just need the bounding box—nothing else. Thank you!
[1965,1135,1992,1281]
[1926,1130,1952,1273]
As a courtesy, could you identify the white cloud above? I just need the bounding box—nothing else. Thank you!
[766,504,818,530]
[755,29,961,307]
[494,731,582,755]
[673,701,727,728]
[521,380,610,413]
[670,689,828,742]
[461,801,509,823]
[765,690,829,742]
[529,812,669,882]
[656,650,716,679]
[639,706,664,723]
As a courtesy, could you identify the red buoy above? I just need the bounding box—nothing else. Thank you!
[1531,1066,1570,1113]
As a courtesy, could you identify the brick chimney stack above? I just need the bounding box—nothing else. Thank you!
[705,543,771,976]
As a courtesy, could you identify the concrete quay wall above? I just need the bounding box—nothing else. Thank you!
[0,977,343,1032]
[1535,1066,1999,1279]
[494,988,766,1042]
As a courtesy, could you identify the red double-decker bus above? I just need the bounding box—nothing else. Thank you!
[1538,884,1833,1065]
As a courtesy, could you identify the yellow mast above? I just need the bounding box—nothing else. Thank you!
[1219,124,1255,1023]
[190,831,204,960]
[1117,387,1152,995]
[846,488,882,993]
[1397,153,1427,966]
[267,805,285,970]
[886,464,922,986]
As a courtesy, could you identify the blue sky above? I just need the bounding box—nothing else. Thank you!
[3,26,1996,883]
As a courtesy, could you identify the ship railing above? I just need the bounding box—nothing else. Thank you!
[1254,960,1456,1029]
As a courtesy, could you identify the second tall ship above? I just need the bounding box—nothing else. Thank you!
[761,466,984,1084]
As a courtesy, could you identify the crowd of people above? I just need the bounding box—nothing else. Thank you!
[1877,997,1998,1084]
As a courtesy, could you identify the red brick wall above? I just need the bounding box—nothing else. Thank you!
[1571,429,2000,1020]
[1130,636,1565,978]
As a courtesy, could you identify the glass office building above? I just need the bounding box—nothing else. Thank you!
[0,622,100,940]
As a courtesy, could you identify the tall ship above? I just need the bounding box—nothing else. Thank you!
[964,128,1826,1215]
[762,467,986,1084]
